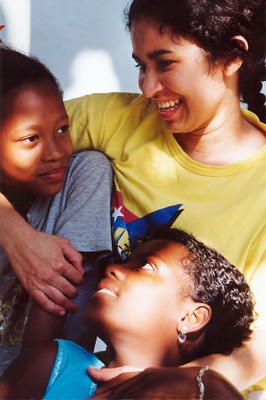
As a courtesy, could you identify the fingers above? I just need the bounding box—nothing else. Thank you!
[6,230,85,314]
[29,255,83,297]
[89,366,141,383]
[28,266,81,298]
[31,291,66,316]
[62,242,83,274]
[93,374,141,400]
[60,259,84,287]
[91,370,140,397]
[32,285,79,316]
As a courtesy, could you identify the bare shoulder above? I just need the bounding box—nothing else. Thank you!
[0,341,58,400]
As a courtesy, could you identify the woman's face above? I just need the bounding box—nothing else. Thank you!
[130,19,231,135]
[0,81,73,197]
[85,240,194,345]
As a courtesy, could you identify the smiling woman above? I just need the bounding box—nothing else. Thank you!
[0,0,265,397]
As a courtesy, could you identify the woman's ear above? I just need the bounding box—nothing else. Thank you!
[179,303,212,334]
[224,35,249,77]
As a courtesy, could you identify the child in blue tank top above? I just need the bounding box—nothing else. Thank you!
[0,228,254,400]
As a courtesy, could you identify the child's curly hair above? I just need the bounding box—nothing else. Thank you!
[134,228,256,360]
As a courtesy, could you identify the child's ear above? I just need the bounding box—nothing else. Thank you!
[179,303,212,333]
[224,35,249,77]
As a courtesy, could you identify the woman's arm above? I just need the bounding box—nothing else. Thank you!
[91,367,243,400]
[186,329,266,390]
[0,193,84,315]
[89,330,266,398]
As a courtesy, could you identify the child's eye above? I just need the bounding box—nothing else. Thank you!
[57,125,70,135]
[141,262,154,271]
[22,135,39,144]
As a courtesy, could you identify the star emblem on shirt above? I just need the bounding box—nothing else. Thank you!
[112,206,124,222]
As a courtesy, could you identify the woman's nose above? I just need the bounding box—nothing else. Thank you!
[139,70,163,98]
[105,263,126,281]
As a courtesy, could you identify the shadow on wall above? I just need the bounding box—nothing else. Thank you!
[30,0,139,99]
[63,48,120,100]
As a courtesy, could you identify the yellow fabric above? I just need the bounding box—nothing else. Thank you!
[65,93,266,391]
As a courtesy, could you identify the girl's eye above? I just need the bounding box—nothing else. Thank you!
[22,135,39,144]
[141,262,154,271]
[57,125,70,135]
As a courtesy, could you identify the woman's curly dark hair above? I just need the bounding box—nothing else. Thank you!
[125,0,266,122]
[138,228,256,360]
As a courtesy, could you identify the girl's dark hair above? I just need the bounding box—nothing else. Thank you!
[125,0,266,122]
[137,228,255,360]
[0,45,63,122]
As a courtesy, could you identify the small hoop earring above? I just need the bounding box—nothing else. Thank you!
[178,326,187,344]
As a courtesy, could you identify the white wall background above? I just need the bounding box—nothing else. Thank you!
[0,0,265,100]
[0,0,140,100]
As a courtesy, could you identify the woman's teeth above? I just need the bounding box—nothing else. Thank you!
[157,99,182,112]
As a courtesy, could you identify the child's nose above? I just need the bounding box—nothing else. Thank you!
[42,138,65,161]
[105,263,126,281]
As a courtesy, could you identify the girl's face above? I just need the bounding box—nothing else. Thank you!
[0,81,73,197]
[130,19,231,135]
[86,240,194,347]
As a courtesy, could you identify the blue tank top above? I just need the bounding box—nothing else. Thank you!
[44,339,105,399]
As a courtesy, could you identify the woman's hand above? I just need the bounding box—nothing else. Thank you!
[89,366,142,400]
[1,208,83,315]
[90,366,243,400]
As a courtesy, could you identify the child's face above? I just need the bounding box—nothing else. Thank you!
[85,240,194,346]
[0,80,73,197]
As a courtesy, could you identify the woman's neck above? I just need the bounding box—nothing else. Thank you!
[174,111,266,165]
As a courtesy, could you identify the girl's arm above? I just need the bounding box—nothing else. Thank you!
[0,250,109,399]
[0,299,63,399]
[0,193,84,316]
[22,299,65,347]
[0,340,58,400]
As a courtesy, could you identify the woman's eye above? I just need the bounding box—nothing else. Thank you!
[135,62,146,73]
[157,60,174,70]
